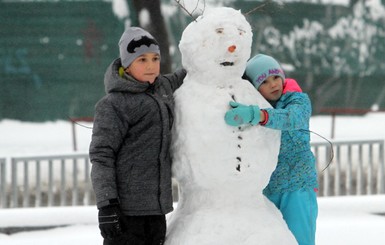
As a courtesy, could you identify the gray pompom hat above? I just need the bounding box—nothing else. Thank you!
[118,27,160,68]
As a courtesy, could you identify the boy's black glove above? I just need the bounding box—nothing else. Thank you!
[98,201,124,240]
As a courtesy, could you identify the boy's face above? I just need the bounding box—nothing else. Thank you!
[125,53,160,84]
[258,75,283,102]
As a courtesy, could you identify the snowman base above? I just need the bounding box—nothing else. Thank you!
[166,193,297,245]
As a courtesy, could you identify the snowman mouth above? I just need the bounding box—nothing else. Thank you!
[220,61,234,66]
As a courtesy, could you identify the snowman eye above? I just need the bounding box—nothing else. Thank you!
[238,29,246,35]
[216,28,224,34]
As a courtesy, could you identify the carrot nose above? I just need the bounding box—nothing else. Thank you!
[228,45,236,53]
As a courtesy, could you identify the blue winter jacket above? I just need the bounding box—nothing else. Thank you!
[262,90,318,195]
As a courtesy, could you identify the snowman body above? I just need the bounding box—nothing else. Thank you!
[166,7,297,245]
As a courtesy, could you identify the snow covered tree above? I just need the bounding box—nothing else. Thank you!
[256,0,385,112]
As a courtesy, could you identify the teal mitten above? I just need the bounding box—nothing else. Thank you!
[224,101,260,126]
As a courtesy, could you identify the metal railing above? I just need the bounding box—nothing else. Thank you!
[0,139,384,208]
[312,139,385,196]
[1,154,93,208]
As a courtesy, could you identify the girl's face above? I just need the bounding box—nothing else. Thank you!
[125,53,160,84]
[258,75,283,102]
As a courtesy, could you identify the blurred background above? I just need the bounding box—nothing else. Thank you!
[1,2,385,243]
[1,0,385,122]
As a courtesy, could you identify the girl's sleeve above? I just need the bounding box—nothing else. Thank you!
[89,98,126,208]
[263,93,312,131]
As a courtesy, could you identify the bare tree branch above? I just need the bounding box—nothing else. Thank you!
[244,2,269,16]
[174,0,206,22]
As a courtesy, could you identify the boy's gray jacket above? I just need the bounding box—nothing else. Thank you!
[90,58,185,215]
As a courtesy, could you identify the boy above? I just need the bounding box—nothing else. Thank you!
[224,54,318,245]
[90,27,186,245]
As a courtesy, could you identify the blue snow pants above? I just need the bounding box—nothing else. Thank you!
[265,188,318,245]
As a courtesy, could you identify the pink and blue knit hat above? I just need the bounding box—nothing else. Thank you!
[245,54,285,89]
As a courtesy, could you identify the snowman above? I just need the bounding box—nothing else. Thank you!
[166,7,297,245]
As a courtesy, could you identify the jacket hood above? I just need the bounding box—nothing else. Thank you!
[104,58,150,94]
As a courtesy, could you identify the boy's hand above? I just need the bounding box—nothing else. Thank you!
[224,101,261,126]
[98,204,125,240]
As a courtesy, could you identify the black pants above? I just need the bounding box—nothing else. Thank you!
[103,215,166,245]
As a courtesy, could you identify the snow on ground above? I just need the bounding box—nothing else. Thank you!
[317,195,385,245]
[1,112,385,244]
[0,196,385,245]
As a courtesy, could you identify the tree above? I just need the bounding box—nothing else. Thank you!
[255,1,385,112]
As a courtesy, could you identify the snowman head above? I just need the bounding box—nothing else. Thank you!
[179,7,253,83]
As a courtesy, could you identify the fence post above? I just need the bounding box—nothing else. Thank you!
[23,160,30,207]
[379,142,385,194]
[331,112,336,139]
[84,156,91,205]
[72,121,77,152]
[0,158,6,208]
[48,159,54,206]
[345,145,353,195]
[356,145,363,195]
[60,159,66,206]
[323,145,331,196]
[367,144,373,195]
[35,160,42,207]
[334,146,341,196]
[11,158,18,208]
[72,158,78,206]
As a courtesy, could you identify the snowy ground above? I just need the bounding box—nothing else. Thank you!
[0,196,385,245]
[1,112,385,244]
